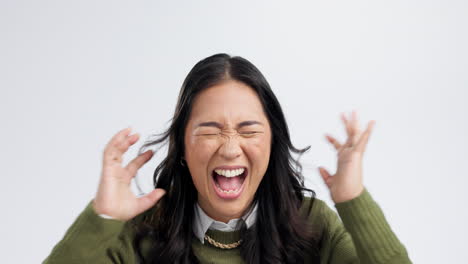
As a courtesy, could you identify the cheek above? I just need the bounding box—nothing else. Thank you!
[244,137,271,174]
[185,137,220,172]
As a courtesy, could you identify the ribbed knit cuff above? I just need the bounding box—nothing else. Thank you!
[335,189,406,263]
[45,200,127,262]
[82,199,127,236]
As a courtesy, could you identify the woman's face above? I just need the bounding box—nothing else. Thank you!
[184,80,272,223]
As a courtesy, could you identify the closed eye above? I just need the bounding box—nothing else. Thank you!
[197,132,220,136]
[239,131,262,135]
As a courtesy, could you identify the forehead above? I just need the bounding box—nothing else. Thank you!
[189,80,267,123]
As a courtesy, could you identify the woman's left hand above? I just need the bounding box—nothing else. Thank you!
[318,110,376,203]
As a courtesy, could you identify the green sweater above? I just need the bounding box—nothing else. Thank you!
[43,189,411,263]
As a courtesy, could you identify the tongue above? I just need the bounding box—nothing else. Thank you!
[215,174,243,191]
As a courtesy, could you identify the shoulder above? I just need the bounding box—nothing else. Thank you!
[300,188,377,225]
[300,195,336,220]
[299,196,343,236]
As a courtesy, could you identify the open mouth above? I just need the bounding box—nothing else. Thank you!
[212,167,248,199]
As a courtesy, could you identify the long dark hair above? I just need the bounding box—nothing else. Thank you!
[131,53,320,263]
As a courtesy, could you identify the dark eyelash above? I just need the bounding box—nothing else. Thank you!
[240,131,261,135]
[198,131,262,136]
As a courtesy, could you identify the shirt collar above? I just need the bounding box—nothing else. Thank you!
[193,202,258,244]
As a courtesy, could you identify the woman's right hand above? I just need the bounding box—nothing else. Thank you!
[93,127,166,221]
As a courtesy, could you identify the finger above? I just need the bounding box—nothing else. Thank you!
[104,129,140,165]
[340,112,352,137]
[355,120,376,153]
[341,112,356,148]
[108,127,132,148]
[104,133,139,165]
[350,110,359,129]
[126,150,154,176]
[343,111,360,147]
[318,167,333,188]
[113,133,139,156]
[325,134,342,150]
[103,127,132,161]
[136,188,166,215]
[350,110,361,142]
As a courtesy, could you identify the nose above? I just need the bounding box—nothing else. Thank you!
[218,135,242,160]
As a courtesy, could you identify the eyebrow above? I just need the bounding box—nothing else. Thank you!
[196,120,263,129]
[237,120,263,129]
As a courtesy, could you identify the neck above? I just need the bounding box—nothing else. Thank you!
[197,198,256,223]
[198,203,242,223]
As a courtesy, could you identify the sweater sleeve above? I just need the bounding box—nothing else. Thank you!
[43,200,136,264]
[322,188,411,264]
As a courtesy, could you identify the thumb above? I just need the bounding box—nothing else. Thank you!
[136,188,166,214]
[318,167,333,188]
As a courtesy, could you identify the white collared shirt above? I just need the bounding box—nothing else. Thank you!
[192,202,258,244]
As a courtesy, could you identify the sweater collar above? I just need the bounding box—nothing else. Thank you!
[193,202,258,244]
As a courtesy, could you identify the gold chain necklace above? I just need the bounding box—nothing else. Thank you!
[204,234,242,249]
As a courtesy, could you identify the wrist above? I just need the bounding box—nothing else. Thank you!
[331,185,365,203]
[92,199,121,220]
[98,213,116,219]
[92,199,109,216]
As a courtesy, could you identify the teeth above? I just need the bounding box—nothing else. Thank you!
[214,168,245,178]
[215,182,241,194]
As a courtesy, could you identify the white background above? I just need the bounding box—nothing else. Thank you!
[1,0,467,263]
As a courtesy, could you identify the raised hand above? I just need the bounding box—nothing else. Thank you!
[318,111,376,203]
[93,127,166,221]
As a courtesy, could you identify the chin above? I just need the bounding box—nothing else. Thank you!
[210,198,251,221]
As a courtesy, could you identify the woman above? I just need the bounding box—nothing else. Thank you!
[44,53,411,263]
